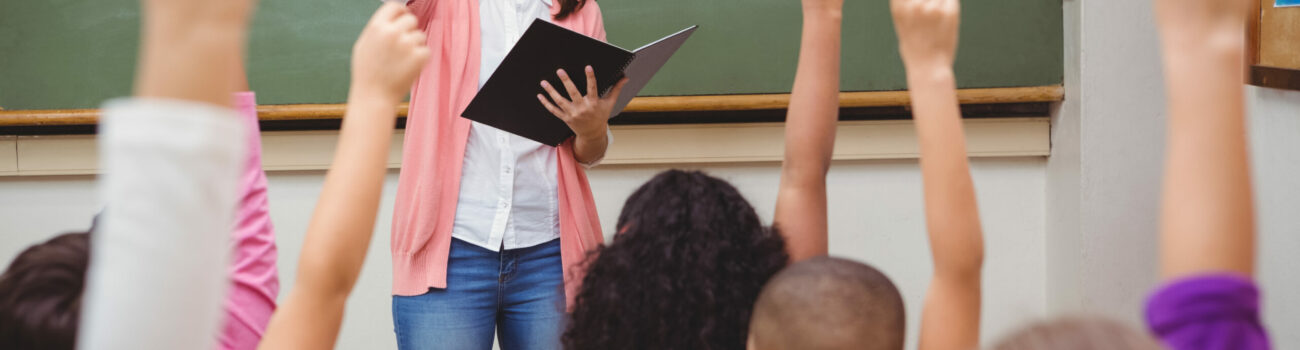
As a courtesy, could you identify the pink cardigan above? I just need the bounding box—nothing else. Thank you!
[393,0,607,306]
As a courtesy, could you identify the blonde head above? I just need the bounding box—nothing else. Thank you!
[991,316,1162,350]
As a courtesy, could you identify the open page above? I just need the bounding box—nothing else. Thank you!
[608,26,699,117]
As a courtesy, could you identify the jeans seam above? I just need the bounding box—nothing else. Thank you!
[497,250,504,311]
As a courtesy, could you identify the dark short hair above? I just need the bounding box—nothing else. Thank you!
[750,256,905,350]
[0,232,91,350]
[563,170,789,350]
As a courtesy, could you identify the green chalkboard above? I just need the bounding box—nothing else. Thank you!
[0,0,1061,110]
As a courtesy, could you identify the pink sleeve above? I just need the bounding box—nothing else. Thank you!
[589,1,606,41]
[218,92,281,350]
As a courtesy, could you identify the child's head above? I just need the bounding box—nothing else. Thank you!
[748,256,905,350]
[991,317,1161,350]
[564,169,789,349]
[0,232,91,350]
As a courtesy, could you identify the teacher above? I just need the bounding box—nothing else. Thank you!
[389,0,620,349]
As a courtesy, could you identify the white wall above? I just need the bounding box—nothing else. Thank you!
[1247,86,1300,348]
[1049,0,1300,348]
[0,157,1048,349]
[1047,0,1165,324]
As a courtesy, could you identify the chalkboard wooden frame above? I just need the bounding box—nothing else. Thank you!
[0,86,1063,135]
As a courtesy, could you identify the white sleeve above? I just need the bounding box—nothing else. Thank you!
[78,98,246,350]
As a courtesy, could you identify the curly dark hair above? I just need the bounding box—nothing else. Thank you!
[0,231,91,350]
[563,170,789,350]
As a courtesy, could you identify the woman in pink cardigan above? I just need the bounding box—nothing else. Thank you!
[390,0,625,349]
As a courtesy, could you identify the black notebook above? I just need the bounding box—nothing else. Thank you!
[462,20,698,146]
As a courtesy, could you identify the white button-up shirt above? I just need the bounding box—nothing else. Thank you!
[452,0,607,252]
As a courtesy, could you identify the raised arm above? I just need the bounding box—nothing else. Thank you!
[771,0,842,263]
[1153,0,1254,280]
[78,0,255,348]
[891,1,985,349]
[257,4,429,349]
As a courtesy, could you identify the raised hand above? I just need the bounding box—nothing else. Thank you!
[770,0,842,262]
[538,66,629,140]
[135,0,261,106]
[351,2,431,103]
[1153,0,1255,280]
[891,0,961,70]
[258,4,430,350]
[892,1,985,350]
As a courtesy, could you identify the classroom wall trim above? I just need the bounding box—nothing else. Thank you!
[0,117,1048,177]
[0,136,16,176]
[0,86,1063,128]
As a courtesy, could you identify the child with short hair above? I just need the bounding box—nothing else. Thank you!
[749,256,906,350]
[4,0,426,349]
[562,0,841,348]
[755,0,991,348]
[0,5,280,347]
[745,1,910,349]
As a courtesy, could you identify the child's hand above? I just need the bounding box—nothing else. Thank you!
[538,66,629,140]
[350,3,431,102]
[1154,0,1250,49]
[891,0,960,70]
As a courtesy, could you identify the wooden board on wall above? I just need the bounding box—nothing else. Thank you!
[1260,0,1300,70]
[1248,0,1300,90]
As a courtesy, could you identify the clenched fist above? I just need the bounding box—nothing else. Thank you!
[351,3,432,102]
[891,0,960,71]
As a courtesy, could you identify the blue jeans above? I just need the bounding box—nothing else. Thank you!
[393,238,566,350]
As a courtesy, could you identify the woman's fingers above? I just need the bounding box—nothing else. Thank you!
[584,66,599,98]
[376,2,406,21]
[541,80,571,110]
[401,31,424,47]
[394,11,418,32]
[538,94,567,120]
[557,69,584,102]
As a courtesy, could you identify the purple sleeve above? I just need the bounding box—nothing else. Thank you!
[218,92,281,350]
[1145,274,1270,350]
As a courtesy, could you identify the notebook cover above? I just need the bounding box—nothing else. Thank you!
[462,19,634,146]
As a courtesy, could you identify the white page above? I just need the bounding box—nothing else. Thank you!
[608,26,698,117]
